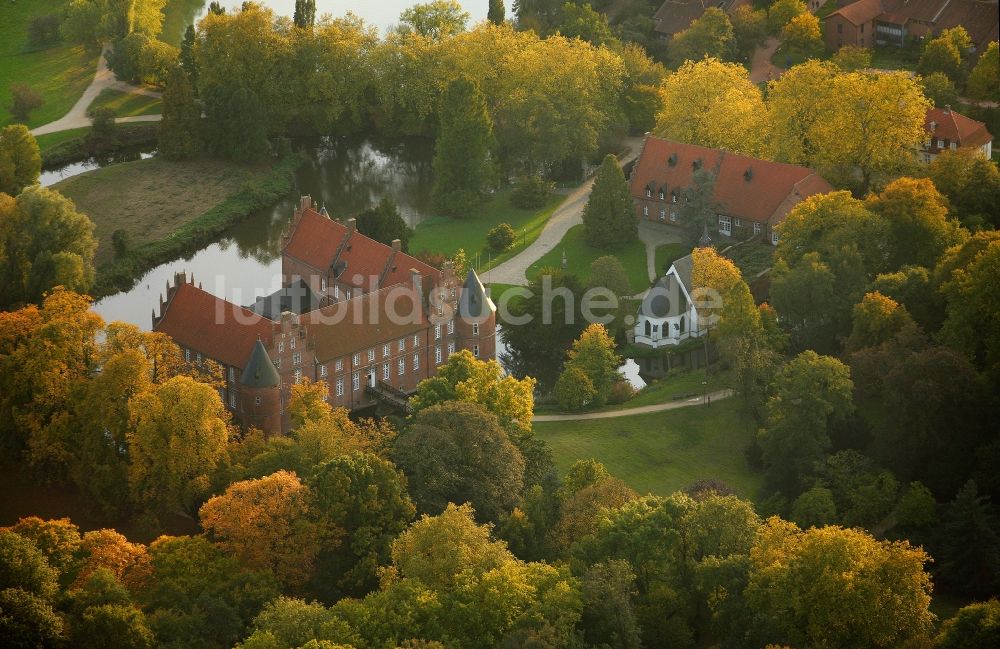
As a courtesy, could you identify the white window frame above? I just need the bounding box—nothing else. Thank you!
[383,363,390,380]
[352,372,360,391]
[278,341,284,353]
[352,353,360,366]
[472,323,479,336]
[334,285,340,299]
[733,217,741,228]
[319,364,327,377]
[399,339,406,352]
[413,334,419,347]
[383,344,390,358]
[753,222,761,235]
[447,341,455,355]
[294,369,302,384]
[659,207,666,221]
[719,215,732,235]
[435,345,442,364]
[290,337,296,349]
[321,276,327,291]
[229,391,236,408]
[473,344,480,358]
[367,348,375,362]
[335,359,343,371]
[771,230,780,245]
[412,353,419,371]
[398,358,405,375]
[292,352,301,366]
[435,324,441,340]
[228,367,235,382]
[642,205,649,216]
[255,395,262,406]
[336,378,344,397]
[447,320,455,335]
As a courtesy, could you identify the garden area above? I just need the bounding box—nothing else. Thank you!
[527,224,650,294]
[87,87,163,118]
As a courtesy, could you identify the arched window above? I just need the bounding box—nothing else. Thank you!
[644,319,651,336]
[680,315,686,334]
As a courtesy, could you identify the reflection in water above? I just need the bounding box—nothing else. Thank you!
[41,149,157,187]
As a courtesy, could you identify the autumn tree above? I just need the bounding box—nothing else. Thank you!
[549,469,637,554]
[0,530,59,598]
[757,351,854,491]
[937,234,1000,379]
[846,291,918,353]
[157,65,202,160]
[934,597,1000,647]
[831,44,871,71]
[582,154,637,250]
[61,0,166,48]
[667,8,735,67]
[867,176,963,270]
[767,59,839,164]
[554,365,596,412]
[920,71,959,107]
[966,40,999,101]
[127,376,231,514]
[560,323,622,407]
[0,125,41,196]
[356,198,412,251]
[744,519,933,647]
[731,5,768,60]
[654,58,770,158]
[918,30,965,82]
[393,401,525,522]
[0,186,96,307]
[397,1,470,40]
[432,77,496,216]
[781,13,823,61]
[200,470,323,589]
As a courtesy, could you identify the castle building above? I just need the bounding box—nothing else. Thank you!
[152,197,497,435]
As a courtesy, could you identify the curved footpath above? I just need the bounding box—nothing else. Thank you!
[30,47,163,137]
[532,389,734,422]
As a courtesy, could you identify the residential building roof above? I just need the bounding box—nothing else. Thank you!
[828,0,886,25]
[458,269,495,321]
[154,280,273,369]
[652,0,747,36]
[630,137,833,227]
[925,106,994,148]
[827,0,999,49]
[241,340,281,388]
[639,268,690,319]
[249,278,321,320]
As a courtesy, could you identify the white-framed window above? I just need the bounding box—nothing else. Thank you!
[771,230,780,245]
[336,378,344,397]
[367,348,375,362]
[195,352,202,364]
[670,210,677,222]
[352,372,360,391]
[274,357,281,369]
[335,359,343,371]
[753,222,762,235]
[413,353,420,370]
[353,353,360,366]
[398,358,405,375]
[659,207,666,221]
[345,289,352,299]
[383,363,390,380]
[451,287,456,299]
[642,205,649,216]
[472,323,479,336]
[278,341,284,353]
[447,320,454,335]
[733,217,742,227]
[334,285,340,299]
[658,189,665,200]
[399,339,406,352]
[383,344,390,358]
[228,367,234,382]
[413,334,419,347]
[229,391,236,408]
[671,191,678,203]
[435,324,441,339]
[645,188,652,198]
[290,336,296,349]
[473,345,480,358]
[435,345,442,364]
[321,276,327,291]
[294,369,302,383]
[320,364,327,377]
[292,352,301,365]
[255,395,262,406]
[719,215,732,235]
[447,341,455,355]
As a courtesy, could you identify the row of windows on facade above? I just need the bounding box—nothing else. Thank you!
[645,187,681,202]
[318,279,461,303]
[642,208,777,243]
[273,320,479,363]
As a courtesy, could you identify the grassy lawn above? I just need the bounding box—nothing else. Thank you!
[534,399,763,500]
[409,188,563,270]
[654,242,690,278]
[54,157,277,265]
[0,0,99,129]
[88,88,162,117]
[527,224,650,294]
[34,126,92,154]
[871,45,919,71]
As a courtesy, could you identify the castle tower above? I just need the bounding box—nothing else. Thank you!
[239,339,282,436]
[456,268,497,361]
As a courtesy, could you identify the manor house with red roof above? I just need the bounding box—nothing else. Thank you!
[152,196,496,436]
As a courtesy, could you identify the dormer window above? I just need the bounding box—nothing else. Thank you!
[744,168,753,181]
[671,190,678,203]
[658,189,665,200]
[692,159,702,170]
[668,153,677,166]
[645,187,652,198]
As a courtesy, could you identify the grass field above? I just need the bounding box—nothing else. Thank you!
[654,242,690,278]
[534,399,763,500]
[88,88,163,117]
[0,0,99,129]
[34,126,92,154]
[54,157,278,265]
[527,224,650,294]
[409,188,563,267]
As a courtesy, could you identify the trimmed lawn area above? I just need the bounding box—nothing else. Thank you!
[88,88,162,117]
[409,187,563,268]
[654,242,690,278]
[527,224,650,294]
[0,0,99,129]
[54,157,278,265]
[34,126,92,154]
[534,399,763,500]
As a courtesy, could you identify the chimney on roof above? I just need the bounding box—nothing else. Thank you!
[944,104,951,114]
[347,217,357,232]
[410,268,424,306]
[391,239,402,251]
[300,195,312,211]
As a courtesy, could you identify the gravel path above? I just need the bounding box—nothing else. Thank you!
[749,38,784,85]
[533,389,734,422]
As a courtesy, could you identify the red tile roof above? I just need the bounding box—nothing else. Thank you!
[925,106,993,148]
[653,0,747,36]
[153,281,273,369]
[829,0,998,49]
[283,208,350,270]
[828,0,885,25]
[630,137,833,226]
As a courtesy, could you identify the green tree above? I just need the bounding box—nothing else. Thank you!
[180,24,197,85]
[767,0,806,35]
[0,125,41,196]
[920,71,959,107]
[393,401,525,522]
[557,2,617,47]
[937,235,1000,378]
[0,186,97,307]
[202,82,268,161]
[966,40,999,101]
[935,599,1000,649]
[127,376,231,515]
[0,587,65,649]
[554,365,596,412]
[563,323,621,407]
[927,148,1000,229]
[668,7,735,67]
[397,1,470,40]
[486,223,516,252]
[237,596,357,648]
[745,519,933,647]
[8,84,43,123]
[897,482,937,529]
[158,65,202,160]
[757,351,854,491]
[356,198,412,250]
[731,5,768,60]
[581,560,642,649]
[72,604,154,649]
[0,531,59,599]
[781,13,823,61]
[846,291,918,353]
[831,44,871,71]
[488,0,505,26]
[918,32,964,82]
[62,0,166,48]
[790,485,837,528]
[582,154,636,250]
[936,481,1000,598]
[677,168,717,247]
[293,0,317,29]
[307,453,416,600]
[814,449,898,528]
[432,77,496,217]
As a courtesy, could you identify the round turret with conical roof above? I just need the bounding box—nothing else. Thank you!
[239,339,282,436]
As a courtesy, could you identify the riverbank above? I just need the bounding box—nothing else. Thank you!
[38,122,159,168]
[54,153,303,298]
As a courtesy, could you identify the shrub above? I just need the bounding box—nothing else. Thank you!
[111,229,130,257]
[487,223,516,252]
[27,15,62,48]
[511,175,553,209]
[555,366,596,412]
[607,380,635,405]
[9,84,43,122]
[414,250,448,268]
[86,108,117,152]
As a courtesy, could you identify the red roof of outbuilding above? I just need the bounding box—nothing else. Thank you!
[925,106,993,148]
[630,137,833,226]
[153,281,273,369]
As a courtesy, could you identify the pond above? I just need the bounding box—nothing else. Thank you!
[161,0,489,44]
[40,148,158,187]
